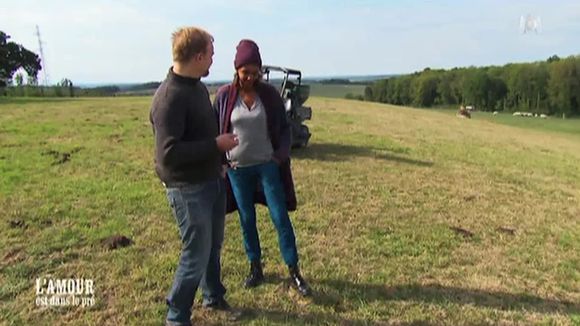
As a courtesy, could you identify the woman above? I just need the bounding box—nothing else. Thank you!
[214,39,310,296]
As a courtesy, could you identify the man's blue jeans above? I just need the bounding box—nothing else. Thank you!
[227,161,298,266]
[164,178,226,324]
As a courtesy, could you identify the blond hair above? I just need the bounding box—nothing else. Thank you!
[171,27,213,63]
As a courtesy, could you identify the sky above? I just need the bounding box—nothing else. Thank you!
[2,0,579,84]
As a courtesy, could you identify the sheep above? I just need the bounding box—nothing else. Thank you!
[457,105,471,119]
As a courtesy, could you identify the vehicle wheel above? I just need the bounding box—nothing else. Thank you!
[289,125,300,149]
[300,125,310,147]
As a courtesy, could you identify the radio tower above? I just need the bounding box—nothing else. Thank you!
[35,25,50,86]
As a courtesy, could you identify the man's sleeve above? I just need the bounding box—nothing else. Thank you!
[213,95,229,165]
[152,97,219,168]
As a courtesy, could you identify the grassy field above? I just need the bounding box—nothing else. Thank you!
[0,96,579,325]
[308,84,367,99]
[208,83,367,99]
[434,109,580,137]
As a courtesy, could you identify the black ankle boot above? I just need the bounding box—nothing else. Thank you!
[288,265,311,296]
[244,260,264,288]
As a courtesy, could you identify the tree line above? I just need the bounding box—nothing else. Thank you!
[364,55,580,116]
[4,84,122,97]
[3,82,164,97]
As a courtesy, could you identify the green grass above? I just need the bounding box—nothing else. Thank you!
[209,83,367,99]
[1,96,579,325]
[309,84,366,99]
[433,108,580,137]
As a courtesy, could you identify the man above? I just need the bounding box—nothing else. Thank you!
[150,26,238,326]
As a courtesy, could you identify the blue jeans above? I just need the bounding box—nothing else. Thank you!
[227,161,298,266]
[164,178,226,324]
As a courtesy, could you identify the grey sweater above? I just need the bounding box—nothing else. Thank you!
[150,68,221,185]
[227,96,273,167]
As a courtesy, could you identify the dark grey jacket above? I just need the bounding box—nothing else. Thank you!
[150,68,221,185]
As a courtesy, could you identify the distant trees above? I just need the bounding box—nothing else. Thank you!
[411,71,438,107]
[127,82,161,91]
[547,57,580,116]
[320,78,351,84]
[57,78,74,97]
[0,31,41,89]
[365,55,580,116]
[344,93,364,101]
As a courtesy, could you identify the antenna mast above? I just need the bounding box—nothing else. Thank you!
[35,25,49,86]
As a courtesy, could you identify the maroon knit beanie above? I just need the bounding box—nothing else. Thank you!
[234,39,262,69]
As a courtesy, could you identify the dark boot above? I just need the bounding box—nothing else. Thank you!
[202,297,231,311]
[202,298,244,321]
[244,260,264,288]
[288,265,311,296]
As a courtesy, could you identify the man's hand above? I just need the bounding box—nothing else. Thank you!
[216,133,238,152]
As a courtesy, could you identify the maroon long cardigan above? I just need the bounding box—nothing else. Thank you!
[213,81,297,214]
